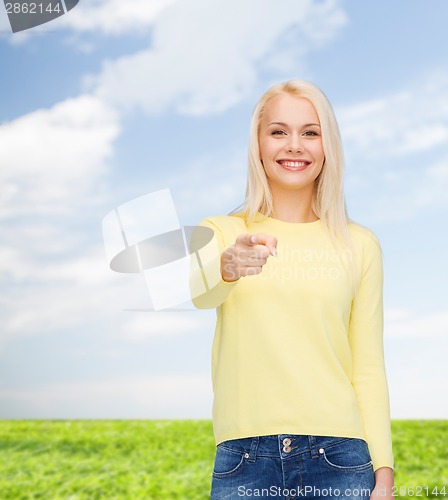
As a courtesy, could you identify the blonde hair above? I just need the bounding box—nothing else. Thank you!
[234,80,359,289]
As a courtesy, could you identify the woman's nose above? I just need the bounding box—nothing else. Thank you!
[286,135,303,153]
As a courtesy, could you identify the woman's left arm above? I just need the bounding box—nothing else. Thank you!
[348,232,394,490]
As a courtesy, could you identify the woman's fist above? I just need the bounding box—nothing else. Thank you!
[220,233,278,282]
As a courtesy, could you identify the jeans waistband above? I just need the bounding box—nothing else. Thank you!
[218,434,356,462]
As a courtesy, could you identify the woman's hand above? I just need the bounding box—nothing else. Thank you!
[220,233,277,282]
[371,467,394,500]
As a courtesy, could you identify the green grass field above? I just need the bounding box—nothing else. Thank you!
[0,420,446,499]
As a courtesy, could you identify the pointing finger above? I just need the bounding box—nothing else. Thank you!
[250,233,277,257]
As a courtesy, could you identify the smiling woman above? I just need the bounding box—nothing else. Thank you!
[192,80,394,499]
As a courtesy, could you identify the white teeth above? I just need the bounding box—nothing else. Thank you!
[281,161,308,167]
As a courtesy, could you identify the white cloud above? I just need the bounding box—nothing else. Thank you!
[356,155,448,222]
[0,0,176,48]
[89,0,347,116]
[0,0,177,40]
[338,73,448,158]
[121,311,212,341]
[0,241,113,286]
[57,0,179,35]
[0,93,125,353]
[412,159,448,208]
[384,308,447,418]
[385,308,448,338]
[0,94,120,218]
[341,73,448,222]
[389,369,447,419]
[163,148,247,222]
[0,279,120,345]
[0,247,212,349]
[0,374,212,418]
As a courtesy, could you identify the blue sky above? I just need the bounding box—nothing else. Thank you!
[0,0,447,420]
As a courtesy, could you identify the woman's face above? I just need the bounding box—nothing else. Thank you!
[258,93,325,196]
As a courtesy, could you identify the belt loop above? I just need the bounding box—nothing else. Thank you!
[308,435,319,459]
[247,436,259,462]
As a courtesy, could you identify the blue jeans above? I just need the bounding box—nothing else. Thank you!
[211,435,375,499]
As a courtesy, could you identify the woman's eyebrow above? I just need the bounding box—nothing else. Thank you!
[267,121,321,127]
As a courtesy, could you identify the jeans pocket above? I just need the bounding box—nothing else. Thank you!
[212,442,248,478]
[319,438,373,472]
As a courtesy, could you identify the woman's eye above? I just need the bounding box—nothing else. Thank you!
[272,130,286,135]
[303,130,319,136]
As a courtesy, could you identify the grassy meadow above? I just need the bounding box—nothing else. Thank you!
[0,420,446,499]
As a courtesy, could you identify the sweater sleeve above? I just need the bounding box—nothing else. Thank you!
[189,217,239,309]
[348,233,394,471]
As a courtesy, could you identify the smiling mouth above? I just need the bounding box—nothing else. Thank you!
[277,160,311,170]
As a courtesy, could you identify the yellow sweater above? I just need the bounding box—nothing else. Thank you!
[191,211,394,471]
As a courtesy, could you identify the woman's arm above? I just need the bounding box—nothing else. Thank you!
[190,218,277,308]
[189,218,240,309]
[348,231,395,473]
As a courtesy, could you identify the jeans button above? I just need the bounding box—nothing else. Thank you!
[283,446,292,453]
[282,438,291,446]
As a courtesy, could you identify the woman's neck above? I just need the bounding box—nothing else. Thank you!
[270,186,318,223]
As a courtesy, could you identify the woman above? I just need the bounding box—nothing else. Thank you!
[192,80,394,499]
